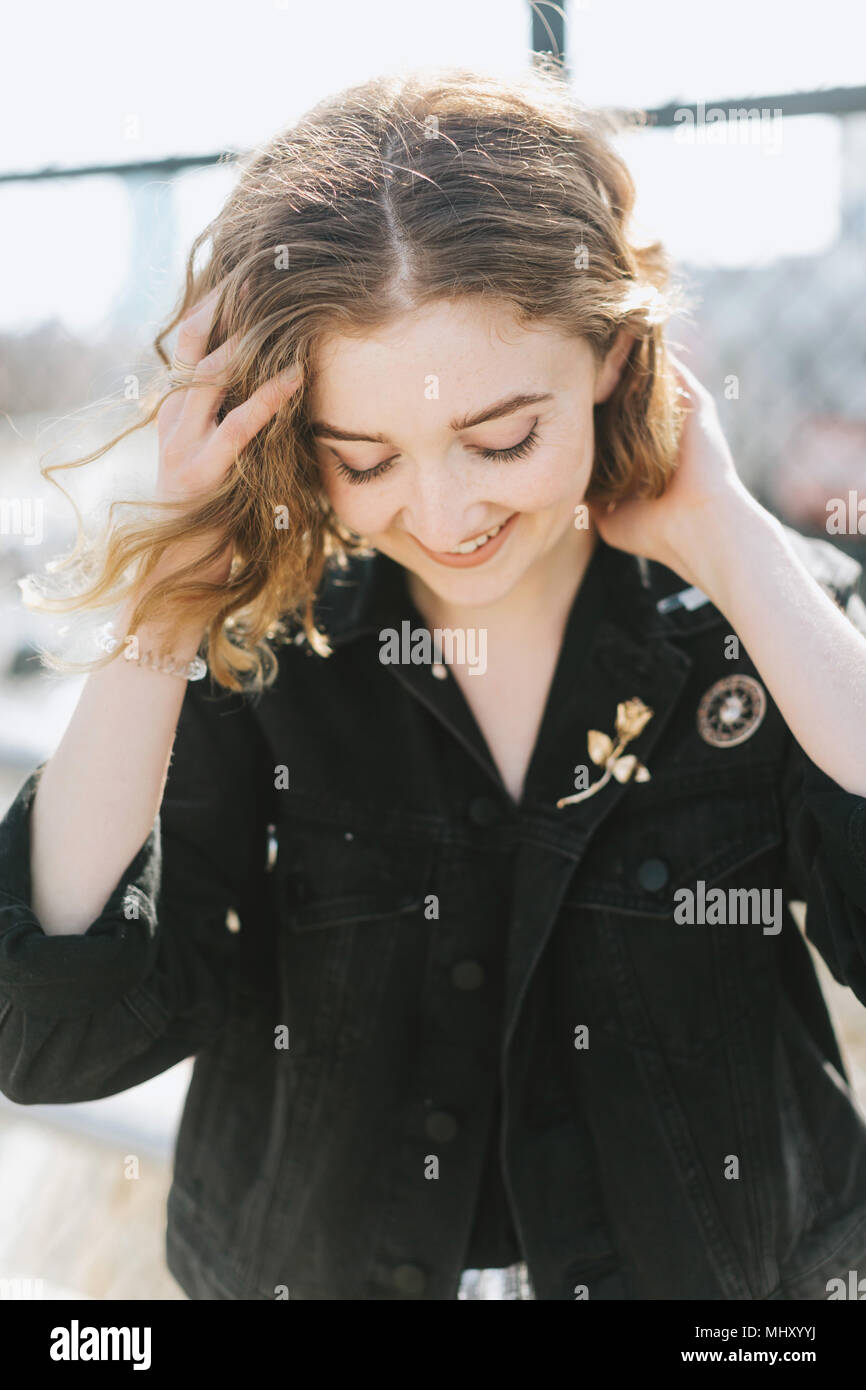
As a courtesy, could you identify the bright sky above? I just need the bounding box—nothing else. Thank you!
[0,0,862,332]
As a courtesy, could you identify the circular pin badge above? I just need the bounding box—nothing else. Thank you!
[697,674,767,748]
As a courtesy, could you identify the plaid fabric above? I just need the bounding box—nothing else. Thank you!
[457,1263,536,1300]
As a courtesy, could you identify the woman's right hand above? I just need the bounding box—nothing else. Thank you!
[28,283,301,940]
[154,278,301,579]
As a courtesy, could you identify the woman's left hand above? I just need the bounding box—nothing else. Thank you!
[588,352,866,798]
[588,352,762,590]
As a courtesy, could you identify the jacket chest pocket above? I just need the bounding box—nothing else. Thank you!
[560,780,785,1062]
[271,816,437,1057]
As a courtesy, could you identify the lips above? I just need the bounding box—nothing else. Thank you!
[409,512,519,569]
[447,517,510,554]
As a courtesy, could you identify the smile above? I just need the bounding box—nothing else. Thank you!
[409,512,520,568]
[449,518,510,554]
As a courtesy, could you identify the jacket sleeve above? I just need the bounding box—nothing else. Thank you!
[780,557,866,1008]
[0,678,274,1105]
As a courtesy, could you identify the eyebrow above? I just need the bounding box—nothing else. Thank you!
[310,391,554,442]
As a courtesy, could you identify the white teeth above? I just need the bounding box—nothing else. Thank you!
[448,520,506,555]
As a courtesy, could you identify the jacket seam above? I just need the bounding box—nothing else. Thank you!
[778,1206,866,1287]
[122,985,170,1039]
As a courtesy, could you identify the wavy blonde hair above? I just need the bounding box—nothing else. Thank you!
[30,62,689,693]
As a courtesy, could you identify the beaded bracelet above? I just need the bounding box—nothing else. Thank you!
[96,624,207,681]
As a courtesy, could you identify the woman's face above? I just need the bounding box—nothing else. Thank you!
[308,298,630,610]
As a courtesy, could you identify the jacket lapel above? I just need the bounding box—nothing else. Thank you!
[498,544,696,1050]
[315,539,700,825]
[314,540,701,1049]
[315,548,508,790]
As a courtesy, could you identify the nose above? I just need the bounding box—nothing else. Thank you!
[398,459,485,552]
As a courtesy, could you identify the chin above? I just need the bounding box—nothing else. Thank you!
[393,544,534,611]
[418,566,525,610]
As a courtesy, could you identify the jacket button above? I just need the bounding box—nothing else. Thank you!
[265,825,278,872]
[393,1263,427,1296]
[637,857,669,891]
[225,908,241,933]
[451,960,485,991]
[469,796,502,827]
[424,1110,458,1142]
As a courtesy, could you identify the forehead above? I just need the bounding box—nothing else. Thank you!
[308,299,590,413]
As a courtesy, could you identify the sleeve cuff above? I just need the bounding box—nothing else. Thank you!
[0,765,163,1016]
[801,754,866,909]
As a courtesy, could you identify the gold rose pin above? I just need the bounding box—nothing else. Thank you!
[556,697,654,808]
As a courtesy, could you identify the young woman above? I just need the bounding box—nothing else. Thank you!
[1,66,866,1302]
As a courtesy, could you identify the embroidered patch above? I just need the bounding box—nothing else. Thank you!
[697,675,767,748]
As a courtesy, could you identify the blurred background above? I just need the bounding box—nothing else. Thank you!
[1,0,865,1299]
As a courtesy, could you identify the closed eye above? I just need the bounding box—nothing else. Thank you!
[474,423,540,463]
[331,455,398,485]
[330,423,541,485]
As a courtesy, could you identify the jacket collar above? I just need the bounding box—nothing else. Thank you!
[307,538,725,828]
[311,535,724,653]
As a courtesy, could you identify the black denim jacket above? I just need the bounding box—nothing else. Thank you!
[2,526,866,1300]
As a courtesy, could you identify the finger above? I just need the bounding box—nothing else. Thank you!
[665,351,688,384]
[666,352,706,401]
[174,330,244,436]
[161,280,247,438]
[173,276,236,368]
[211,368,301,466]
[666,368,699,419]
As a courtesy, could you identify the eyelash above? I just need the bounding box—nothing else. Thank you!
[331,424,541,485]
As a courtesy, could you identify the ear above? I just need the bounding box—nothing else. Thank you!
[593,328,635,405]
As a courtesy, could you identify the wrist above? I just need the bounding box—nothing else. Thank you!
[120,537,232,647]
[117,589,209,664]
[103,612,206,668]
[666,492,782,609]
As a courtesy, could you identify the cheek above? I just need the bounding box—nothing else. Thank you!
[502,440,595,513]
[322,473,397,532]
